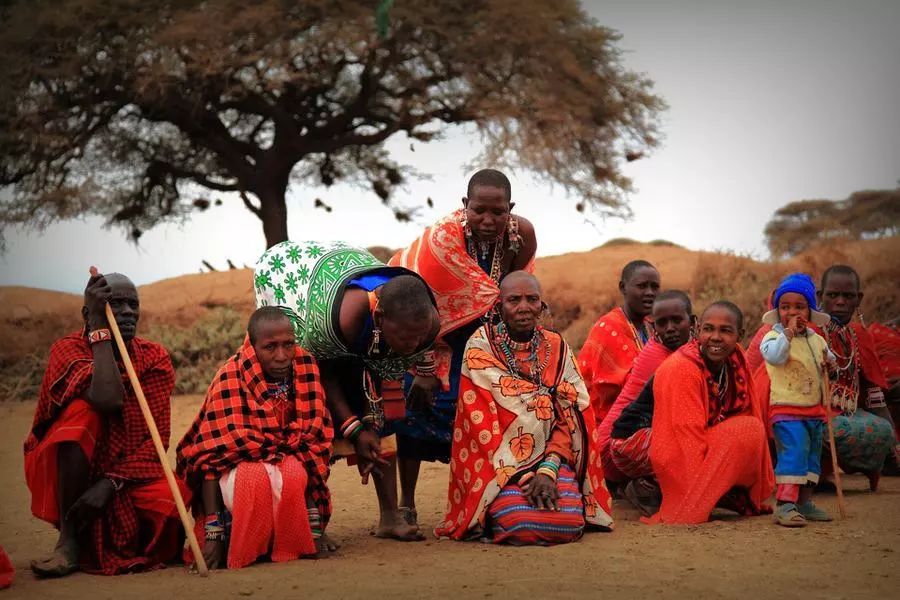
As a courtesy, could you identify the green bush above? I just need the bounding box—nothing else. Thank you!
[1,307,245,401]
[145,307,245,394]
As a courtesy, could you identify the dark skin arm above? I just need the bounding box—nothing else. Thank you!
[406,317,443,412]
[508,215,537,272]
[200,479,226,569]
[83,273,126,414]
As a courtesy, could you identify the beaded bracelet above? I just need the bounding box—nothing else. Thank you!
[106,476,124,492]
[535,467,558,482]
[341,417,364,441]
[204,512,228,542]
[537,460,560,474]
[89,328,112,345]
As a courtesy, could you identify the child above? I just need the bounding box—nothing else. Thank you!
[760,273,835,527]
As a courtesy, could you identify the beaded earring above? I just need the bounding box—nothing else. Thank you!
[856,306,867,327]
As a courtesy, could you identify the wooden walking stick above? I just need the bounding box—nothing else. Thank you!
[92,268,209,575]
[822,363,848,519]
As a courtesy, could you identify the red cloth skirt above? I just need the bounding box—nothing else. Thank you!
[24,399,187,574]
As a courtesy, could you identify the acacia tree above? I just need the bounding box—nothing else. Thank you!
[0,0,664,249]
[764,187,900,257]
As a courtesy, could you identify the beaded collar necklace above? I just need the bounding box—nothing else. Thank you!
[493,321,551,385]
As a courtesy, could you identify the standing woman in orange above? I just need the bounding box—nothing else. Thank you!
[389,169,537,529]
[578,261,661,426]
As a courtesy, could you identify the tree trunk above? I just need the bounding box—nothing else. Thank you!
[256,181,290,249]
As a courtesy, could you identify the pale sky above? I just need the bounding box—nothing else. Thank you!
[2,0,899,293]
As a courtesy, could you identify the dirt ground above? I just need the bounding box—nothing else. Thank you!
[1,395,898,600]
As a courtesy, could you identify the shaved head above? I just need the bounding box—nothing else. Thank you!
[500,271,541,296]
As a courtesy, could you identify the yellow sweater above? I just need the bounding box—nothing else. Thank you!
[762,328,828,408]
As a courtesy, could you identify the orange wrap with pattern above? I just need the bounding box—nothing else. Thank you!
[435,326,613,540]
[389,209,534,387]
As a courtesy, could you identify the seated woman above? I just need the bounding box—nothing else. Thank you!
[176,308,333,569]
[435,272,613,544]
[648,301,774,524]
[255,240,441,541]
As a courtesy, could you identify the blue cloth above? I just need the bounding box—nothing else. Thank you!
[773,273,819,311]
[388,243,498,460]
[773,419,824,484]
[346,271,395,354]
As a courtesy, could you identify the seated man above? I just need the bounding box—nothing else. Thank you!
[25,270,187,577]
[599,291,696,514]
[176,307,333,569]
[436,272,613,544]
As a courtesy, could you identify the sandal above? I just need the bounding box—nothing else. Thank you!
[774,503,807,527]
[796,501,832,522]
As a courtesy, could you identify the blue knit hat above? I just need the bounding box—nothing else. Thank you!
[762,272,830,326]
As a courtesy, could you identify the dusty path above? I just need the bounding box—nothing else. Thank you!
[1,396,897,599]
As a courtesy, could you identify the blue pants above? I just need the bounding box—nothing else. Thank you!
[772,419,824,485]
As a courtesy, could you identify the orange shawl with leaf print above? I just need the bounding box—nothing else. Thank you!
[434,326,613,540]
[389,209,535,387]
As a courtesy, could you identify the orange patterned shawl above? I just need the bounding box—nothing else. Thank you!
[435,326,613,540]
[389,209,534,386]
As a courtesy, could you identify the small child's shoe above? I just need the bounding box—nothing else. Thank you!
[774,503,807,527]
[796,501,832,522]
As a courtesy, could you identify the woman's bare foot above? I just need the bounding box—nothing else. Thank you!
[373,511,426,541]
[319,532,340,552]
[31,540,79,578]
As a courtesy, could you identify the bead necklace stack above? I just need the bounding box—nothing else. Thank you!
[466,235,504,283]
[825,321,860,413]
[493,321,551,385]
[267,377,294,426]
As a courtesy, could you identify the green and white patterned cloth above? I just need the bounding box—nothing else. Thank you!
[254,240,422,379]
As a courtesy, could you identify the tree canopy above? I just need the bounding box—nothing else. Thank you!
[764,187,900,257]
[0,0,664,249]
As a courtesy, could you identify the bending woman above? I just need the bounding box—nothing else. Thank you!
[648,301,774,524]
[255,240,440,541]
[435,272,612,544]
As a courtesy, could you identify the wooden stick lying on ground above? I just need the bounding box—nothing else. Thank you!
[823,366,848,519]
[102,301,209,575]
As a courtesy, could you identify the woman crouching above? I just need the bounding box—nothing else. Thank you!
[435,272,613,544]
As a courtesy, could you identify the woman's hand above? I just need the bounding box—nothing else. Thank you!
[407,375,440,412]
[354,429,389,484]
[522,473,559,511]
[201,539,226,570]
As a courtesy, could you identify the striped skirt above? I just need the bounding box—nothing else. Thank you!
[609,427,654,479]
[487,465,585,546]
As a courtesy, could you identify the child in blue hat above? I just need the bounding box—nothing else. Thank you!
[760,272,835,527]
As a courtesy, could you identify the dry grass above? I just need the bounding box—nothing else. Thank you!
[1,237,897,401]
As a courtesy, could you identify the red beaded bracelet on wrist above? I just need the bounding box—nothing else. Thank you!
[89,328,112,344]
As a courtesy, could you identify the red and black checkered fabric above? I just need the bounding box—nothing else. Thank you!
[25,330,174,481]
[176,338,333,522]
[24,331,180,574]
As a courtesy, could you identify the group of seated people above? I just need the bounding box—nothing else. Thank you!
[22,169,899,578]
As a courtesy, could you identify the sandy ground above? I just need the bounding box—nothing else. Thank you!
[1,395,898,600]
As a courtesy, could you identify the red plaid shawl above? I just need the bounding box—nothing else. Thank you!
[25,331,174,481]
[176,338,333,521]
[24,331,179,574]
